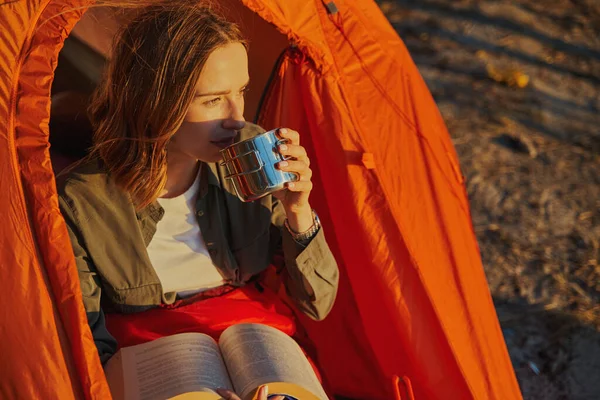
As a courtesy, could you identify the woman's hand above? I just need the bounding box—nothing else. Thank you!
[273,128,314,233]
[216,385,285,400]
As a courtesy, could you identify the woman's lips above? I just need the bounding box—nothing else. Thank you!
[211,136,236,149]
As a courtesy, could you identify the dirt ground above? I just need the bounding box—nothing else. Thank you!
[376,0,600,399]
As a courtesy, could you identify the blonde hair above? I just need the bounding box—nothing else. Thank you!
[89,2,245,209]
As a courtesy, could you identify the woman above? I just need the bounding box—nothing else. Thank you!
[57,3,339,398]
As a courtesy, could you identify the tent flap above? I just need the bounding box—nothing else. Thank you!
[1,1,110,399]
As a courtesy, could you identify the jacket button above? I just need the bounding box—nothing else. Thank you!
[196,210,204,217]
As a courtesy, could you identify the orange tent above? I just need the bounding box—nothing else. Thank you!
[0,1,522,399]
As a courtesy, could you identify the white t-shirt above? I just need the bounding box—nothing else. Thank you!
[146,169,224,297]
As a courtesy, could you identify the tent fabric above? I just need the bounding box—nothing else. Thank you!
[252,1,521,398]
[0,0,522,399]
[0,1,109,399]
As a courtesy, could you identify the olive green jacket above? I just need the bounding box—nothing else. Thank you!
[57,124,339,363]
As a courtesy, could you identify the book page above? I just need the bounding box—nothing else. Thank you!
[113,333,234,400]
[219,324,328,400]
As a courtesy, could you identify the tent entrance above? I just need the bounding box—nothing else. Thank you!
[49,1,289,173]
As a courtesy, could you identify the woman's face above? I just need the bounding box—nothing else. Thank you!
[168,41,249,163]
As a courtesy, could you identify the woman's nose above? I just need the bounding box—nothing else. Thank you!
[222,98,245,130]
[230,97,245,121]
[222,118,245,131]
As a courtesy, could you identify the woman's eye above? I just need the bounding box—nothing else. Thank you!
[239,87,249,96]
[203,97,222,106]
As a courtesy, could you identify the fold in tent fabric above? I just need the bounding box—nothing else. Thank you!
[0,0,522,399]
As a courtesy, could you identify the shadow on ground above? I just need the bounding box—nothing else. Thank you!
[496,299,600,400]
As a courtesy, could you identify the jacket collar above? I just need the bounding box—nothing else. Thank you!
[206,161,221,189]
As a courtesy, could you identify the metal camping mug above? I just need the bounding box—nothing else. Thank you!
[219,129,299,202]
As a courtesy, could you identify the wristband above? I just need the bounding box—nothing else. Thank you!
[284,209,321,243]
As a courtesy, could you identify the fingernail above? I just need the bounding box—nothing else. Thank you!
[279,128,288,134]
[260,385,269,396]
[279,161,288,168]
[287,182,295,188]
[279,144,288,151]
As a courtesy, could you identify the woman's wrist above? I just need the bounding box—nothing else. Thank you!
[285,208,321,244]
[285,206,314,233]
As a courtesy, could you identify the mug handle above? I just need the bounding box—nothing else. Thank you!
[220,149,264,179]
[275,138,293,161]
[275,138,301,182]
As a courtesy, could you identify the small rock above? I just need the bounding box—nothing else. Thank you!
[528,360,541,375]
[486,64,530,88]
[493,133,538,158]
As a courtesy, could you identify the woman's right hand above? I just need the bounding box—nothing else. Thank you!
[216,385,285,400]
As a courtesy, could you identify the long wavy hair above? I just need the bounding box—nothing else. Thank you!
[89,2,245,209]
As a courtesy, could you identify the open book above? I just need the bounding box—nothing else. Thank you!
[104,323,328,400]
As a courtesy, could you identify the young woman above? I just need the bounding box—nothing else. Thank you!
[57,3,338,398]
